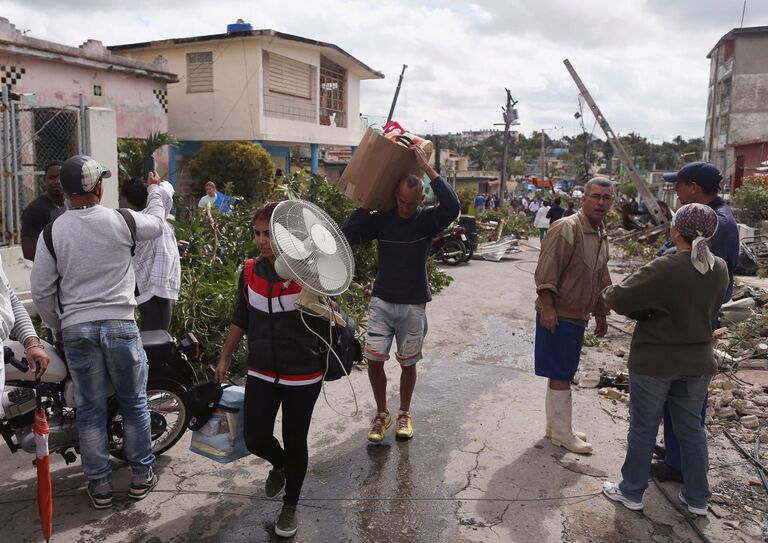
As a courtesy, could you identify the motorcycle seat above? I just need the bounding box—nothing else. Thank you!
[140,329,174,348]
[140,330,176,364]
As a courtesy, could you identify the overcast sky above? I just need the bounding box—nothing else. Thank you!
[4,0,767,142]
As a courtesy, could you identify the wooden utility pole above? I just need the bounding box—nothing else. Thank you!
[539,126,561,192]
[494,89,518,198]
[563,59,669,226]
[386,65,408,123]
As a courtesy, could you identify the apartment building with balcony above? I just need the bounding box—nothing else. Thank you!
[110,21,383,196]
[704,26,768,190]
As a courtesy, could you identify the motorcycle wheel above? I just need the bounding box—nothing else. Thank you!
[108,379,188,459]
[437,239,467,265]
[461,249,474,263]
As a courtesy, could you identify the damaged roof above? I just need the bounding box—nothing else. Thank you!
[707,25,768,58]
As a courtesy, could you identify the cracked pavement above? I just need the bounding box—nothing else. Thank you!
[0,245,745,542]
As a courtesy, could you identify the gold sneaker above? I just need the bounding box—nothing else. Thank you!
[367,412,391,444]
[395,411,413,441]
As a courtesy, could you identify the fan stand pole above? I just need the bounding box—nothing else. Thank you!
[296,290,347,327]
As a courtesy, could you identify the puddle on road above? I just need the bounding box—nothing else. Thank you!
[456,317,534,371]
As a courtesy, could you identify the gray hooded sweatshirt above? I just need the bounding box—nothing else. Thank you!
[31,185,165,332]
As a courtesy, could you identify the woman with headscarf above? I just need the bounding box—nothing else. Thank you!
[600,203,728,516]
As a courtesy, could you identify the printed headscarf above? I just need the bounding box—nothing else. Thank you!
[671,203,719,274]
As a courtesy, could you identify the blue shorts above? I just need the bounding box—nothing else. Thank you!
[364,297,428,366]
[534,313,586,381]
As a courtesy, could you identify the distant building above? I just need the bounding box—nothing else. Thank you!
[457,129,510,146]
[704,26,768,190]
[110,21,383,197]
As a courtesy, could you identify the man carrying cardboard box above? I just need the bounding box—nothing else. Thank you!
[342,146,460,445]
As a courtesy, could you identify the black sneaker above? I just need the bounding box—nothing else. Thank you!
[650,460,684,483]
[265,467,286,498]
[275,504,298,538]
[129,466,159,500]
[87,482,113,510]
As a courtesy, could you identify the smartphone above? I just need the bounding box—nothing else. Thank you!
[177,240,190,258]
[143,156,156,182]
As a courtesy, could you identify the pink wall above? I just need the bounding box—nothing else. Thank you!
[0,52,168,138]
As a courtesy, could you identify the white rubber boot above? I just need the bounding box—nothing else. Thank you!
[549,389,593,454]
[545,387,587,441]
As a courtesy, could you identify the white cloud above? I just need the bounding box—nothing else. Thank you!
[4,0,768,141]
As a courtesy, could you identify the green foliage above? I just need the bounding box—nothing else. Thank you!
[169,171,453,378]
[732,178,768,226]
[615,236,666,261]
[455,187,475,214]
[583,331,606,347]
[189,141,276,199]
[618,180,637,199]
[479,209,536,239]
[117,132,179,180]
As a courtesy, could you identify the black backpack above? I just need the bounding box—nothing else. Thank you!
[43,208,138,313]
[321,307,363,382]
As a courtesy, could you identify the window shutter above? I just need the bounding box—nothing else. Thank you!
[187,51,213,93]
[269,53,311,99]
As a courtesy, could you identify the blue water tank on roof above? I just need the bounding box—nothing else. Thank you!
[227,19,253,33]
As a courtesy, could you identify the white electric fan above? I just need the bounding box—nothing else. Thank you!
[269,200,355,325]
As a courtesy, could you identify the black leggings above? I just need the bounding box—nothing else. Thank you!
[243,376,321,506]
[138,296,173,331]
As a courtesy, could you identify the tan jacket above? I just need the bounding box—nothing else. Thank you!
[534,210,611,321]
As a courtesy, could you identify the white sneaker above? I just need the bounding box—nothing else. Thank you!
[602,481,643,511]
[678,491,708,516]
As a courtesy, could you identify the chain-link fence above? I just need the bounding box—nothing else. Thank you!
[1,92,84,246]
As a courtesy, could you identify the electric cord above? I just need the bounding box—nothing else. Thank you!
[0,488,604,507]
[297,301,359,418]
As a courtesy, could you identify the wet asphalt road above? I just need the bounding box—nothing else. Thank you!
[0,249,718,542]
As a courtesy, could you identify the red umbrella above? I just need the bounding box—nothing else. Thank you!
[34,380,52,542]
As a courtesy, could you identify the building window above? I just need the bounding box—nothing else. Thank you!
[320,56,346,127]
[187,51,213,93]
[268,53,311,99]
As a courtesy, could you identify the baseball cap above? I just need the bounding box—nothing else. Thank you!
[184,382,224,431]
[60,155,111,195]
[662,162,722,191]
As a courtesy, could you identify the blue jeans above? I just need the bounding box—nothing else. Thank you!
[63,320,155,485]
[619,372,712,509]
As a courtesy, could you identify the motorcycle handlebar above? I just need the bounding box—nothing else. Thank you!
[3,347,29,373]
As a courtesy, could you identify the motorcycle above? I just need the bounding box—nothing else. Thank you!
[431,225,469,265]
[1,329,199,464]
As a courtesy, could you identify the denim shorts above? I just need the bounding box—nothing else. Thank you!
[364,297,428,366]
[534,313,585,381]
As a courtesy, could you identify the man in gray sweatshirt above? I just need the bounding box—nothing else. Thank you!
[31,155,165,510]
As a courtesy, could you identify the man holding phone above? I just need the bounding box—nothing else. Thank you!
[32,154,166,509]
[121,162,181,332]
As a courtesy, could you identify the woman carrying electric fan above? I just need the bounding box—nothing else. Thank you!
[215,201,325,539]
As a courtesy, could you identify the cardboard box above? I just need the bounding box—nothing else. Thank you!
[335,128,423,212]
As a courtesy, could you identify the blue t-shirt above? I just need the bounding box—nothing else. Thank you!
[343,176,460,304]
[474,194,485,207]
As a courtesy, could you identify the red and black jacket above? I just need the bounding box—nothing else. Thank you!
[231,257,324,385]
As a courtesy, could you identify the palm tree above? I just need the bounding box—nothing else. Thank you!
[117,132,179,180]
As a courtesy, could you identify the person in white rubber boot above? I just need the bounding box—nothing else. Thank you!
[533,177,614,454]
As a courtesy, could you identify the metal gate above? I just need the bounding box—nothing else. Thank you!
[0,87,86,246]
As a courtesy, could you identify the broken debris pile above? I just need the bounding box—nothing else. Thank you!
[707,380,768,444]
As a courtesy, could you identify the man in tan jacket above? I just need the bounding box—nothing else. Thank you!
[533,177,613,454]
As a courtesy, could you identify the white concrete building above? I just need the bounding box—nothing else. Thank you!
[110,21,384,195]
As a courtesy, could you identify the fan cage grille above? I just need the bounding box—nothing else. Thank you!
[269,200,355,295]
